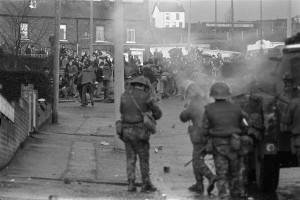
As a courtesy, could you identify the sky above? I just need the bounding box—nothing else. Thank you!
[151,0,300,22]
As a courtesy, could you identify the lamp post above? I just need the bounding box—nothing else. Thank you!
[52,0,61,123]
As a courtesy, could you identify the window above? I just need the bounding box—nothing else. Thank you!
[59,24,67,41]
[20,23,28,40]
[126,28,135,43]
[176,13,180,20]
[96,26,105,41]
[165,13,170,20]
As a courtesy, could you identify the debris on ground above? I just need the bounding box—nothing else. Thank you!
[162,194,167,199]
[100,141,110,146]
[63,178,71,184]
[163,166,170,173]
[171,124,176,128]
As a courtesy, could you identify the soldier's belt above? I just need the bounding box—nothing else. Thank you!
[122,121,144,128]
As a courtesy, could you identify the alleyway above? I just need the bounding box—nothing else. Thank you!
[0,98,299,200]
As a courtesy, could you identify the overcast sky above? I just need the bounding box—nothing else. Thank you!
[151,0,300,22]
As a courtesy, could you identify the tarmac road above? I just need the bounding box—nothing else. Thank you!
[0,97,299,200]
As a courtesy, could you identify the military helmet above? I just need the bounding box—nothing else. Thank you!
[209,82,231,100]
[185,82,202,98]
[130,75,151,88]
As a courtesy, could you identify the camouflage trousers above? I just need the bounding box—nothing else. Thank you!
[123,126,151,185]
[292,134,300,165]
[213,145,241,198]
[193,144,214,185]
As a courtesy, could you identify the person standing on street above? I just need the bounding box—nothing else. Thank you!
[102,62,112,100]
[179,84,217,195]
[202,82,245,200]
[119,75,162,193]
[80,61,96,106]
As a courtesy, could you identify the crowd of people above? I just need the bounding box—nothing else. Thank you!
[57,45,243,106]
[58,46,113,106]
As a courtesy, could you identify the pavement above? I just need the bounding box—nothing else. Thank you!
[0,97,300,200]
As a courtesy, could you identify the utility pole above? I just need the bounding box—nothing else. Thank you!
[287,0,292,38]
[114,0,125,150]
[215,0,217,34]
[52,0,61,123]
[144,0,151,61]
[89,0,94,55]
[187,0,191,50]
[230,0,234,40]
[260,0,263,53]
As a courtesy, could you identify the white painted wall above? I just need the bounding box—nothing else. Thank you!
[152,6,185,28]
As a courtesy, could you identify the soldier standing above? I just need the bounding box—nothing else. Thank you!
[179,84,217,194]
[202,82,245,200]
[119,76,162,192]
[286,90,300,164]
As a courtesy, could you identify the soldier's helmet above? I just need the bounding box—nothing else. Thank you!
[130,75,151,88]
[185,82,202,99]
[209,82,231,100]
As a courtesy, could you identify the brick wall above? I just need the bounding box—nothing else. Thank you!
[0,95,52,169]
[0,98,29,168]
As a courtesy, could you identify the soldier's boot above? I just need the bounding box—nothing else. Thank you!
[207,175,218,195]
[141,182,157,193]
[128,180,137,192]
[188,183,204,194]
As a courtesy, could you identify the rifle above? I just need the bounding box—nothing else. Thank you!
[184,145,207,167]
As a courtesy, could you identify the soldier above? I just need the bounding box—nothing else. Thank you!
[202,82,245,200]
[179,84,217,194]
[286,89,300,164]
[119,75,162,192]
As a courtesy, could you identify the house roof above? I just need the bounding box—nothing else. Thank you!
[155,2,185,13]
[0,0,145,20]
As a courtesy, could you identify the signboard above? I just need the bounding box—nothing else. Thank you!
[0,95,14,122]
[206,23,254,28]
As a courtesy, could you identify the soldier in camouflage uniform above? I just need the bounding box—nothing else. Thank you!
[285,92,300,164]
[202,82,245,200]
[179,84,217,194]
[120,75,162,192]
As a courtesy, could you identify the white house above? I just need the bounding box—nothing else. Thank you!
[152,1,185,29]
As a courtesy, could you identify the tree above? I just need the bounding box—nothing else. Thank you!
[0,0,50,58]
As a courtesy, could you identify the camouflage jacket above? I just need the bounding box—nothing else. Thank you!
[120,87,162,124]
[202,100,244,146]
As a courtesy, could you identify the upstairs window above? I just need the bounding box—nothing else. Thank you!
[59,24,67,41]
[165,13,170,20]
[96,26,105,41]
[20,23,28,40]
[126,28,135,43]
[176,13,180,20]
